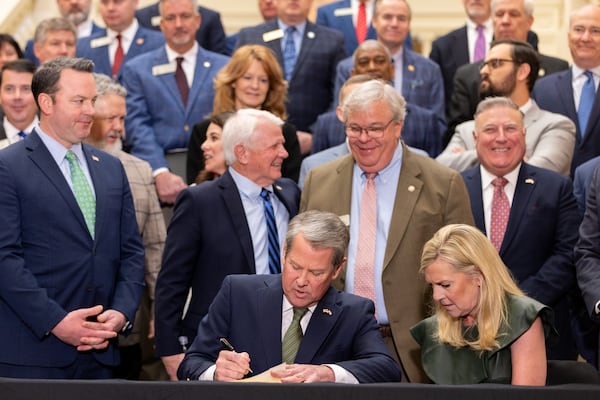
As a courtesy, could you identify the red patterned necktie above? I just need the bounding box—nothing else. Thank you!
[175,57,189,106]
[354,173,377,309]
[490,176,509,251]
[356,2,367,44]
[112,34,124,79]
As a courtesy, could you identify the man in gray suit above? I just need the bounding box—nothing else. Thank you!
[437,39,575,176]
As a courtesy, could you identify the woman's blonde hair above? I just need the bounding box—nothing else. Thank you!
[213,45,287,119]
[420,224,524,351]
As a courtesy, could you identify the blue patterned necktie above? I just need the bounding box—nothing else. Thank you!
[578,70,596,137]
[282,307,308,364]
[260,188,281,274]
[18,131,27,140]
[65,150,96,238]
[283,26,297,81]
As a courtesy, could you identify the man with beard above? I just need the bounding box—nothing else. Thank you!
[436,39,575,176]
[85,73,166,380]
[25,0,103,65]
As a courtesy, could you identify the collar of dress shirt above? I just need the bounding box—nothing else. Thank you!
[77,18,94,38]
[480,162,521,192]
[107,18,139,45]
[355,138,404,185]
[228,166,275,203]
[4,116,38,144]
[277,19,307,38]
[165,40,199,64]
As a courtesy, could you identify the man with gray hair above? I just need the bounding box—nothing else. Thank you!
[32,17,78,65]
[85,73,167,379]
[155,108,300,380]
[301,79,474,383]
[178,210,401,383]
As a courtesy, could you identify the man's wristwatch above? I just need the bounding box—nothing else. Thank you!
[121,320,132,333]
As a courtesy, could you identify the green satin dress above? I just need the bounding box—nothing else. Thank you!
[410,295,557,384]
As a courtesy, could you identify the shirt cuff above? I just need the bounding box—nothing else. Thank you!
[199,364,217,381]
[326,364,359,384]
[152,167,170,178]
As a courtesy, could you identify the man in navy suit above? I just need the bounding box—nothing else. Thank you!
[77,0,164,79]
[135,0,227,54]
[236,0,345,154]
[24,0,103,65]
[155,109,301,380]
[447,0,568,145]
[178,210,401,383]
[333,0,445,118]
[0,57,144,379]
[461,97,581,360]
[120,0,229,204]
[532,5,600,175]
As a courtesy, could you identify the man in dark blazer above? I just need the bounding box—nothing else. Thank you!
[135,0,227,54]
[532,5,600,175]
[155,109,300,380]
[461,97,580,360]
[446,0,568,145]
[236,0,345,154]
[178,210,401,383]
[76,0,164,79]
[0,57,144,379]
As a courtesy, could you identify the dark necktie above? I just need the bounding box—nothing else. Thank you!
[112,34,124,79]
[18,131,27,140]
[283,26,297,81]
[175,56,189,106]
[260,188,281,274]
[578,70,596,137]
[490,177,509,252]
[282,307,308,364]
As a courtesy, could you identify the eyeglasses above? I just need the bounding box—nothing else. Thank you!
[162,13,195,23]
[480,58,515,70]
[345,118,396,139]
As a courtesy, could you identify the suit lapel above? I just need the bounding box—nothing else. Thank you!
[256,278,285,366]
[455,27,470,65]
[262,20,284,66]
[293,22,318,78]
[219,171,256,272]
[555,69,578,129]
[501,164,536,254]
[273,180,298,217]
[462,167,485,231]
[82,144,104,239]
[153,49,184,112]
[125,28,147,62]
[584,78,600,139]
[187,47,213,116]
[295,287,340,364]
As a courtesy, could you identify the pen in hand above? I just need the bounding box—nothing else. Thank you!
[219,337,253,374]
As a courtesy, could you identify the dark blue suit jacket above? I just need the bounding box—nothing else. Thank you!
[574,156,600,216]
[333,48,445,117]
[76,26,164,78]
[462,163,580,359]
[236,19,345,131]
[154,170,300,357]
[120,45,229,170]
[178,274,402,382]
[310,103,445,157]
[0,129,144,368]
[532,68,600,175]
[24,22,103,66]
[135,3,227,55]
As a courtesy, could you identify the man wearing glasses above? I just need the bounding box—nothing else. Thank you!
[437,39,575,176]
[300,79,474,383]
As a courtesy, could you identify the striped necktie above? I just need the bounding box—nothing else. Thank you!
[282,307,308,364]
[260,188,281,274]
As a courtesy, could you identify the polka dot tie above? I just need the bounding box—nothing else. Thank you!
[355,173,377,308]
[65,151,96,238]
[490,176,509,252]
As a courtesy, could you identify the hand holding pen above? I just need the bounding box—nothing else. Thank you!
[214,337,253,381]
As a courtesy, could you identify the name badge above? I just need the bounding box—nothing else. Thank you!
[90,36,111,48]
[263,29,284,42]
[152,62,176,76]
[151,15,161,27]
[333,7,353,17]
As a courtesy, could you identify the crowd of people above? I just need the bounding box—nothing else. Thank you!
[0,0,599,386]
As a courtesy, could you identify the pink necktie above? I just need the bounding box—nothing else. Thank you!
[490,177,509,251]
[112,34,124,79]
[356,2,367,44]
[474,24,486,62]
[355,173,377,307]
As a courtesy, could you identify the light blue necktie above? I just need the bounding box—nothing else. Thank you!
[283,26,297,81]
[65,151,96,238]
[578,70,596,137]
[260,188,281,274]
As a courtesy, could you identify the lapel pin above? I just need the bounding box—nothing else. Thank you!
[538,68,546,77]
[322,308,332,316]
[92,155,100,162]
[203,61,211,68]
[408,185,415,192]
[307,31,315,39]
[136,38,144,45]
[408,64,415,72]
[525,178,535,184]
[276,185,282,191]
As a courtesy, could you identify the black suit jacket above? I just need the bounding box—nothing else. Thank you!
[154,170,300,357]
[445,53,569,145]
[135,3,227,54]
[236,19,345,131]
[462,163,580,359]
